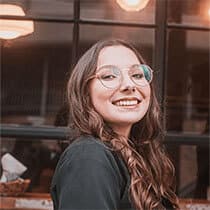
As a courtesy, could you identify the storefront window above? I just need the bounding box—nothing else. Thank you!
[1,0,209,202]
[1,22,73,125]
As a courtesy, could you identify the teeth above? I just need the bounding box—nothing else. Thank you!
[115,100,138,106]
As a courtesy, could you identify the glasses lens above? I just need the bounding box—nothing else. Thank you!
[97,65,121,88]
[129,64,153,86]
[141,64,153,82]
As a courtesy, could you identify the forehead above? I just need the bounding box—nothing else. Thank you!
[97,45,140,68]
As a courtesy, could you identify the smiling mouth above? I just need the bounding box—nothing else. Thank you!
[112,99,141,106]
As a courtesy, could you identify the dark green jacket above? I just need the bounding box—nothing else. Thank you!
[50,136,174,210]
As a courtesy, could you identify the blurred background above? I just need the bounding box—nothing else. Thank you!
[1,0,209,200]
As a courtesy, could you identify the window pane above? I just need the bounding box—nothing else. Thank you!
[79,25,155,65]
[167,0,210,27]
[1,0,74,20]
[80,0,155,24]
[1,22,73,126]
[166,29,209,134]
[166,144,209,199]
[1,137,68,193]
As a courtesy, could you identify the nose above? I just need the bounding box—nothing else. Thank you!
[119,73,136,92]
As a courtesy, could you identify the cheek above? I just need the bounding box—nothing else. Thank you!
[138,85,151,100]
[89,81,112,109]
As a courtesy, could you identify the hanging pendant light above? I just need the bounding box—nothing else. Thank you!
[0,4,34,40]
[116,0,150,12]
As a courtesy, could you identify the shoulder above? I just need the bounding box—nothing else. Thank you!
[62,135,112,160]
[51,135,130,201]
[56,135,119,172]
[51,136,128,210]
[69,135,110,153]
[53,135,124,184]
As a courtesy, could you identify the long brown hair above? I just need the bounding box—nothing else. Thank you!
[67,39,179,209]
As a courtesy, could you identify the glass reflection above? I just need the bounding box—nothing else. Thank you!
[1,137,64,193]
[80,0,155,24]
[166,29,209,134]
[168,0,210,27]
[1,0,74,19]
[1,22,73,126]
[79,24,154,65]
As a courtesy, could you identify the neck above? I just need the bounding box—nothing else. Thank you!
[110,124,131,139]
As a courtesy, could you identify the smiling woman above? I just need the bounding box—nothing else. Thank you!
[50,39,179,210]
[89,45,151,137]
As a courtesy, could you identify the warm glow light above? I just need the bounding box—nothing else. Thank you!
[208,8,210,17]
[116,0,150,11]
[0,4,34,40]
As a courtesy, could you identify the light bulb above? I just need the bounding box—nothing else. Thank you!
[116,0,150,11]
[0,4,34,40]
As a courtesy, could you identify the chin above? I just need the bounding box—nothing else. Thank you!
[119,113,145,121]
[114,117,142,125]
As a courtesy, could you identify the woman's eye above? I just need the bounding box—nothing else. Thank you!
[101,74,116,80]
[132,73,144,79]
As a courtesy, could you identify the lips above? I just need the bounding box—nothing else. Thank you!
[112,98,141,106]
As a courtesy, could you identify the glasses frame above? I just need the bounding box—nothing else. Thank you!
[89,64,154,89]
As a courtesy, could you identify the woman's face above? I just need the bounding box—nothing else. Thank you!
[89,45,151,137]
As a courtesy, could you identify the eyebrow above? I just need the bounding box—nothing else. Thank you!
[96,63,141,71]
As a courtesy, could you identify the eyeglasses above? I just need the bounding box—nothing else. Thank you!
[91,64,153,89]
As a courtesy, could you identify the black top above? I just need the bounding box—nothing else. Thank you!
[50,135,175,210]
